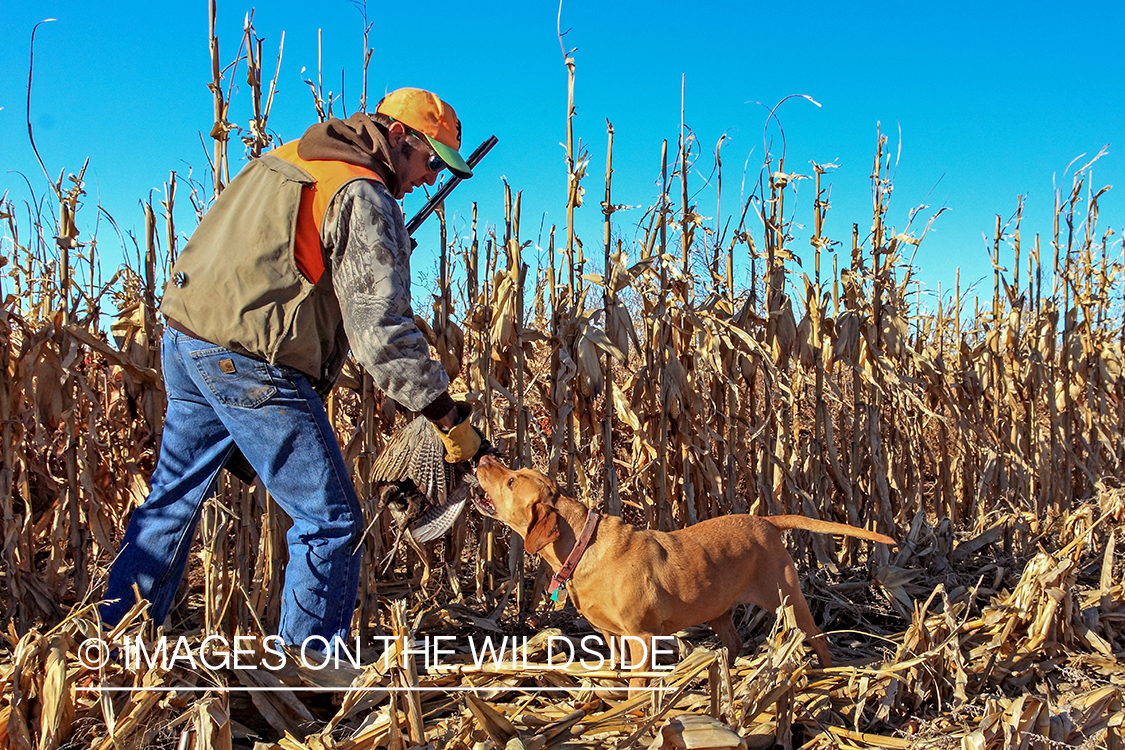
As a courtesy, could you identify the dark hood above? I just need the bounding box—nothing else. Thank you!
[297,113,400,197]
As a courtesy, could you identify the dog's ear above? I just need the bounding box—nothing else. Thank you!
[524,501,560,555]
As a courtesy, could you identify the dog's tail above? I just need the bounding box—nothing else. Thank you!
[764,515,896,546]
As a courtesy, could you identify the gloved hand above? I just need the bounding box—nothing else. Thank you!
[434,401,483,463]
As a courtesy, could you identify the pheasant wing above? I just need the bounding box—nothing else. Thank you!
[370,415,467,541]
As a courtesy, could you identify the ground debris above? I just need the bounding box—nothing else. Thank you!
[1,534,1121,750]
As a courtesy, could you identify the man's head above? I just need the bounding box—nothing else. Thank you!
[375,88,472,199]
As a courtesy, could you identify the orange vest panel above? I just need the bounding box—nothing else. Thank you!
[270,140,384,283]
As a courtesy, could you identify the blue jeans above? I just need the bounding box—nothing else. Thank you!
[102,328,363,646]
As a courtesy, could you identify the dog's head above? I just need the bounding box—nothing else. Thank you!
[474,454,560,554]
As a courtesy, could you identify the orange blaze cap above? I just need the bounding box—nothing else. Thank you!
[376,88,472,178]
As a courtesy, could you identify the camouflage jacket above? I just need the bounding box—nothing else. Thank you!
[161,146,449,414]
[324,178,450,413]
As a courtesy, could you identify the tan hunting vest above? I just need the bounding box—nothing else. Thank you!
[160,143,383,392]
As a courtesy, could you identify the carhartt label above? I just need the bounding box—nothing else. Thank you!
[219,359,236,374]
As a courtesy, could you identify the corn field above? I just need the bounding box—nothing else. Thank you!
[1,5,1123,749]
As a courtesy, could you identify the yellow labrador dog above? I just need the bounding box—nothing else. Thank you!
[474,455,895,672]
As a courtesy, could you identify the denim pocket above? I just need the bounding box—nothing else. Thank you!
[189,347,278,408]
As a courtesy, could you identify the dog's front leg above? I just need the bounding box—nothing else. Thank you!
[708,612,742,667]
[621,634,654,689]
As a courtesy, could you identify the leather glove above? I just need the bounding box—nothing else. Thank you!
[434,401,483,463]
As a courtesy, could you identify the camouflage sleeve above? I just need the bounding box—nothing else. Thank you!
[324,179,450,413]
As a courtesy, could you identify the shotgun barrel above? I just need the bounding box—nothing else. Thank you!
[405,135,499,235]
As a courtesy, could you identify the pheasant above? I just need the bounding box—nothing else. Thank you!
[368,415,490,570]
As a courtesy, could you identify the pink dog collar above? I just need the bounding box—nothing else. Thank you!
[547,510,600,602]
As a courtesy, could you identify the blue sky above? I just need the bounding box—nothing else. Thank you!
[2,0,1123,312]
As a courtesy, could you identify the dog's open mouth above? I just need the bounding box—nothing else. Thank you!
[472,493,496,516]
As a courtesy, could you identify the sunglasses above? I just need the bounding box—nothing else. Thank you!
[402,124,447,174]
[425,151,447,174]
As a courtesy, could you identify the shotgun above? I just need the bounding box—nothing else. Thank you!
[406,134,499,234]
[223,134,499,485]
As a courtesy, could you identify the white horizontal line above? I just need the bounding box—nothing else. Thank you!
[78,686,676,693]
